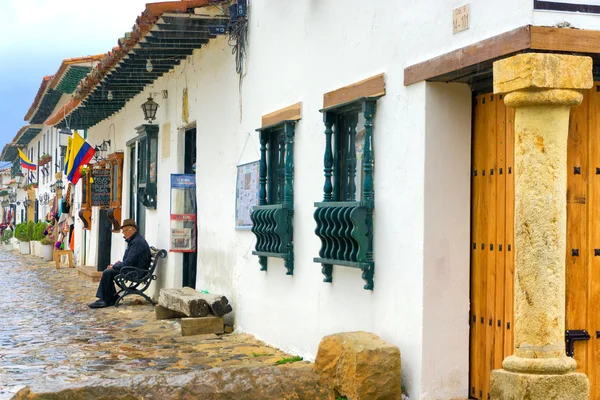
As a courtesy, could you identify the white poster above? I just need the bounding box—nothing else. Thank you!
[235,161,260,229]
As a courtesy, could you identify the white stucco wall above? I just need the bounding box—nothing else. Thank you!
[67,1,600,398]
[422,82,472,399]
[83,35,238,295]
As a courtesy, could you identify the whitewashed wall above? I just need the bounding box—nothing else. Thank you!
[85,35,238,294]
[77,1,600,398]
[422,82,472,399]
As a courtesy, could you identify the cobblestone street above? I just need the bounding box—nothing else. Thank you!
[0,250,323,399]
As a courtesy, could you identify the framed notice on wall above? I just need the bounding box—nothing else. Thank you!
[534,0,600,13]
[235,161,259,229]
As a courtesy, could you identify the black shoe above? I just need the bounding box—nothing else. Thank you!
[88,300,110,309]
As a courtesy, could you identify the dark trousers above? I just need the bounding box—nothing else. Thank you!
[95,267,121,303]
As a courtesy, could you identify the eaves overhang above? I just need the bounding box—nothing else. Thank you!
[24,55,104,124]
[46,0,231,129]
[0,125,43,162]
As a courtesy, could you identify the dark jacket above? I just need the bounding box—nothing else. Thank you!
[112,232,151,271]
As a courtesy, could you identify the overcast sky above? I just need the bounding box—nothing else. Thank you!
[0,0,165,150]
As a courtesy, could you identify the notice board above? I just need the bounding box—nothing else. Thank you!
[235,161,259,229]
[91,169,111,207]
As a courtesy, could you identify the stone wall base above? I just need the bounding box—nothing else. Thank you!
[491,369,589,400]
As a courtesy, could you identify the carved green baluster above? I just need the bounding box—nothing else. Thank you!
[361,100,376,290]
[277,133,285,203]
[322,263,333,283]
[347,113,358,201]
[322,113,335,202]
[362,101,375,206]
[259,132,268,206]
[258,131,268,271]
[320,114,335,281]
[284,122,294,275]
[284,123,294,209]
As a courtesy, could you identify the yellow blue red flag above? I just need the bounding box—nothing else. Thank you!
[66,131,95,185]
[18,148,36,171]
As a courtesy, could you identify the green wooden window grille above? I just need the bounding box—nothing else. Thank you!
[250,121,295,275]
[133,124,158,210]
[314,98,379,290]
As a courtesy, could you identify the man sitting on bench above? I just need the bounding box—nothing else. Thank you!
[88,219,151,309]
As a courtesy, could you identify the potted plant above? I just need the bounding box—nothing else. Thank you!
[38,153,51,166]
[40,236,54,261]
[32,221,47,257]
[14,223,30,254]
[2,229,13,251]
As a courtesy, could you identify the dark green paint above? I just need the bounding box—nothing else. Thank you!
[251,121,296,275]
[314,98,379,290]
[134,124,159,210]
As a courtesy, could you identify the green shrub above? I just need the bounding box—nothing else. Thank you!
[14,223,29,242]
[40,236,54,246]
[2,229,13,245]
[27,221,35,242]
[33,222,47,241]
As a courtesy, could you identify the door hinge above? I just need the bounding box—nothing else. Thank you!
[565,329,590,357]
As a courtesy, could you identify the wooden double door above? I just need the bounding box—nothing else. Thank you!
[470,84,600,400]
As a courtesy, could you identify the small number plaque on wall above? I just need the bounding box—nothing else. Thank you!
[453,4,469,34]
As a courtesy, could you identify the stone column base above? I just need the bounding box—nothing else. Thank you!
[491,369,589,400]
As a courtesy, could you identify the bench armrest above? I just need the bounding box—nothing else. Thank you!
[117,266,150,283]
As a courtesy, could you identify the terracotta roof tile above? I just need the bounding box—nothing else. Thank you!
[23,76,53,121]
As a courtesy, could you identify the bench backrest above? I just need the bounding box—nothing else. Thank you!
[148,246,168,275]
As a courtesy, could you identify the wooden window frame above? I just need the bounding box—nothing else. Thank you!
[107,152,124,231]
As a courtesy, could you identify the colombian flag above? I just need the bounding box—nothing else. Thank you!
[18,148,36,171]
[66,131,95,185]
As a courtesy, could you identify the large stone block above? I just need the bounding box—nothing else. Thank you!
[314,331,401,400]
[493,53,592,94]
[491,369,589,400]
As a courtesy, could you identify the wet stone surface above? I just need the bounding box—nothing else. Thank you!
[0,250,300,399]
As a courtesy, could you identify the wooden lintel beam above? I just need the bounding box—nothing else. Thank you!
[323,73,385,109]
[530,25,600,53]
[403,25,531,86]
[403,25,600,86]
[262,102,302,128]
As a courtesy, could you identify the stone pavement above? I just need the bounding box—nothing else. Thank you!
[0,249,328,399]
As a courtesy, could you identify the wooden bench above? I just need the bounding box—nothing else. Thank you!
[113,246,167,307]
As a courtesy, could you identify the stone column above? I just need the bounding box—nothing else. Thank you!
[491,53,592,399]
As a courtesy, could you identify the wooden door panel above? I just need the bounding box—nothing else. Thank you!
[566,89,589,374]
[470,94,483,399]
[483,94,496,400]
[588,84,600,400]
[494,95,506,371]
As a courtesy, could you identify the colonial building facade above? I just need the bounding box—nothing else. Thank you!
[4,1,600,399]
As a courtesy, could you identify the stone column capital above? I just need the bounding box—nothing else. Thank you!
[493,53,593,95]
